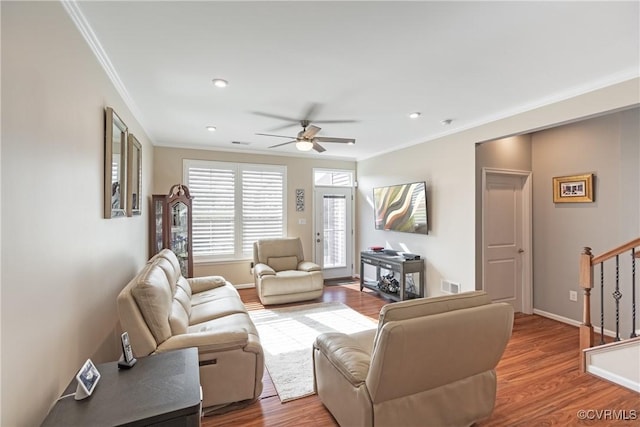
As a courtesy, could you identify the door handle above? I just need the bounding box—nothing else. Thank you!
[316,239,321,243]
[518,248,524,253]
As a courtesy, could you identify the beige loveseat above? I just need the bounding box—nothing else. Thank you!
[313,291,514,427]
[117,249,263,412]
[253,237,324,305]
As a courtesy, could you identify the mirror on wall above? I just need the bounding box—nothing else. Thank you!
[104,107,128,218]
[127,133,142,216]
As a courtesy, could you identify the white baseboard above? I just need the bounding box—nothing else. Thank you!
[532,309,640,338]
[587,364,640,393]
[532,309,582,327]
[234,283,255,289]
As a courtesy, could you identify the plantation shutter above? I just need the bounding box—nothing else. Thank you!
[241,166,285,257]
[186,163,236,257]
[185,160,286,260]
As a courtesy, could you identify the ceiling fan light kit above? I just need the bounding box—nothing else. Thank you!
[295,140,314,151]
[211,78,228,88]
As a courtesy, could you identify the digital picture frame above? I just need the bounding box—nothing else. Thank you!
[75,358,101,400]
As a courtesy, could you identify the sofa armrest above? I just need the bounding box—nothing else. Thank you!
[187,275,227,294]
[254,263,276,277]
[298,261,321,272]
[314,332,370,386]
[156,329,249,354]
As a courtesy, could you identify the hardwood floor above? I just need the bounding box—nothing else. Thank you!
[204,283,640,427]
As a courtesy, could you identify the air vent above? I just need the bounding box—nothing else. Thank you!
[441,279,460,294]
[231,141,251,145]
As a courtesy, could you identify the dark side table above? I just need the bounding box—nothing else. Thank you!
[42,347,201,427]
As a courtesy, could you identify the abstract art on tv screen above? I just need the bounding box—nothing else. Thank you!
[373,181,428,234]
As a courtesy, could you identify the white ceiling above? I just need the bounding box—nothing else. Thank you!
[72,1,639,161]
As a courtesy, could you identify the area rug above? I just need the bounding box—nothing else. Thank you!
[249,302,378,402]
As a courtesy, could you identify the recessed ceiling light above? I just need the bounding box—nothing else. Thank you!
[409,112,421,119]
[441,119,453,125]
[212,79,228,88]
[206,126,217,132]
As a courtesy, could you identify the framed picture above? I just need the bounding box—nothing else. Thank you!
[296,189,305,212]
[552,173,594,203]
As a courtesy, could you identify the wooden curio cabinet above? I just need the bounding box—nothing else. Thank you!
[151,184,193,277]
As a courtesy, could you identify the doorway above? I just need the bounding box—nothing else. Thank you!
[314,186,353,279]
[482,168,532,313]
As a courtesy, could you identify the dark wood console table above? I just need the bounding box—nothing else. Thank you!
[360,251,425,301]
[42,348,201,427]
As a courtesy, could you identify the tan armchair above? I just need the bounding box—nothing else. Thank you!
[253,237,324,305]
[313,291,514,427]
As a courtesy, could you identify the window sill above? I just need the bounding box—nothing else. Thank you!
[194,258,252,266]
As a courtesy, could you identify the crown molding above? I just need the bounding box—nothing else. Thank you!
[60,0,154,142]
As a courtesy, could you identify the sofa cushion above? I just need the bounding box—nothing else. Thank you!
[131,261,174,345]
[190,296,248,325]
[188,312,259,337]
[169,299,189,335]
[191,282,242,306]
[267,255,298,272]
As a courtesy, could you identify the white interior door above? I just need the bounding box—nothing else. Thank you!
[314,187,353,279]
[483,171,531,313]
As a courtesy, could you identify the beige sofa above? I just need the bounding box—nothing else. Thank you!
[253,237,324,305]
[117,249,263,412]
[313,291,514,427]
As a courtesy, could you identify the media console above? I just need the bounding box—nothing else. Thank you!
[360,251,425,301]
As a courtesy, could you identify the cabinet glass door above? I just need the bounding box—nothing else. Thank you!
[170,201,189,277]
[153,199,164,254]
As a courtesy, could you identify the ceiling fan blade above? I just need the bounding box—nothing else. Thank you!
[269,140,297,148]
[312,119,359,125]
[252,111,299,122]
[302,103,321,121]
[302,125,321,139]
[314,136,356,144]
[256,132,296,139]
[267,122,299,132]
[312,142,326,153]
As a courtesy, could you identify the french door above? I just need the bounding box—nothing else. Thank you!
[314,187,353,279]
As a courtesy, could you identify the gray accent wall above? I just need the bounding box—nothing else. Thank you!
[532,108,640,326]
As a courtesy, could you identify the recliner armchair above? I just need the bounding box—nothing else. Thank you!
[253,237,324,305]
[313,291,514,427]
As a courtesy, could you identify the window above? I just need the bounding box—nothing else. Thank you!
[313,169,354,187]
[184,160,286,261]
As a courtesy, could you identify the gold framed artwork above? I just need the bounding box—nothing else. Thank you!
[552,173,594,203]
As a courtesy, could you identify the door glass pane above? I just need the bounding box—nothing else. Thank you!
[323,195,346,268]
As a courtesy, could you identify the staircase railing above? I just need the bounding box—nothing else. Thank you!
[579,237,640,372]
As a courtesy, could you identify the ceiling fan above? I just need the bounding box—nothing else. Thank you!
[256,120,355,153]
[252,102,358,132]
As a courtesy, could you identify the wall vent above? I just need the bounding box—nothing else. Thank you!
[441,280,460,294]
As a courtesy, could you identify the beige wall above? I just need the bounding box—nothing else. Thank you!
[153,147,355,285]
[357,78,639,298]
[531,108,640,326]
[1,3,154,425]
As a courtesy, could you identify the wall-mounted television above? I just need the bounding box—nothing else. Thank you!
[373,181,428,234]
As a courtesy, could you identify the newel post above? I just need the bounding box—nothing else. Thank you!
[579,247,594,372]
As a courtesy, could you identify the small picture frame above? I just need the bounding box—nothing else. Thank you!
[296,189,305,212]
[552,173,594,203]
[75,359,101,400]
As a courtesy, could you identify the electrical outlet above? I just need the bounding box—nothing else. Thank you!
[569,290,578,302]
